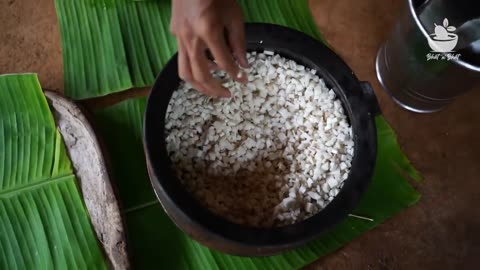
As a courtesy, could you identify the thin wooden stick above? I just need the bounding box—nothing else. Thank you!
[348,214,374,222]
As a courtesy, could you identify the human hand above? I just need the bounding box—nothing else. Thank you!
[170,0,248,97]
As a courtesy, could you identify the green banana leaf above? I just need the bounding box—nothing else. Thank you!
[0,74,106,270]
[55,0,321,99]
[94,98,420,269]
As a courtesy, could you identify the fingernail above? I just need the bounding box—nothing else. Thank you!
[220,90,232,98]
[236,70,248,83]
[236,70,244,79]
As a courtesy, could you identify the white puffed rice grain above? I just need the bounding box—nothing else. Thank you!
[165,52,354,227]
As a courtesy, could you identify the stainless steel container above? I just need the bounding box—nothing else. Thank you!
[376,0,480,113]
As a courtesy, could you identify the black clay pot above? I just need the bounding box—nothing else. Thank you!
[143,23,380,256]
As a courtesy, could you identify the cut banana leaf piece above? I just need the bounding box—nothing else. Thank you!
[0,74,107,269]
[55,0,321,99]
[94,97,420,269]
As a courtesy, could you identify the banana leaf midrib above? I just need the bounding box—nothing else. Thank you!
[0,173,73,199]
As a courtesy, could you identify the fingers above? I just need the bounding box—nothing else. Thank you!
[207,61,220,71]
[204,31,247,84]
[178,41,194,82]
[175,8,246,97]
[178,40,206,94]
[227,19,249,69]
[189,38,231,97]
[178,37,230,97]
